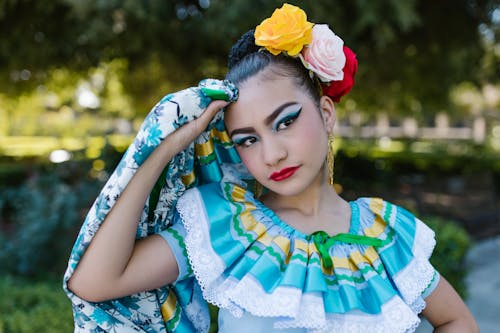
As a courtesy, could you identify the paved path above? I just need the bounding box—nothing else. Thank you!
[416,235,500,332]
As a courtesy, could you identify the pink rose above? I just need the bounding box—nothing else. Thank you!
[322,46,358,103]
[300,24,346,82]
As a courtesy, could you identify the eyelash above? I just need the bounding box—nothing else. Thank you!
[275,109,301,131]
[233,136,257,148]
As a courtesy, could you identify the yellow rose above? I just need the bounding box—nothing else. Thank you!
[254,3,313,56]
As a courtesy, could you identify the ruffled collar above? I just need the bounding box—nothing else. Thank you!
[176,181,437,332]
[254,198,393,270]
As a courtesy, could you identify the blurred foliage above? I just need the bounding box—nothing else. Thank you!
[426,216,472,298]
[0,59,135,136]
[334,137,500,174]
[0,160,105,277]
[334,138,500,204]
[0,276,73,333]
[0,0,498,118]
[0,134,131,159]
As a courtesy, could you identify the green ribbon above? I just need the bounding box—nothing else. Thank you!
[310,231,388,269]
[200,87,231,101]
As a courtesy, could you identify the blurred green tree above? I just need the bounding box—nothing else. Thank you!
[0,0,498,117]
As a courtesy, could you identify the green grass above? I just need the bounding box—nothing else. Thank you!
[0,276,74,333]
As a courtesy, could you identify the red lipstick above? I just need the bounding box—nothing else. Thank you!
[269,166,300,181]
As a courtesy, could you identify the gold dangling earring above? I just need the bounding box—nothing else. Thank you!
[254,180,263,198]
[326,134,335,187]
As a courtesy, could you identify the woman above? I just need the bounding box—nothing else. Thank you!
[66,4,478,332]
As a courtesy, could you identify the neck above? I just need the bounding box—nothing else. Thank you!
[262,165,340,218]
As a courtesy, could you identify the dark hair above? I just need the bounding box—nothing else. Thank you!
[225,30,321,103]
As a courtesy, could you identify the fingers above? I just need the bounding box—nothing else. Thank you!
[173,100,229,144]
[192,100,230,131]
[202,100,230,120]
[157,99,230,157]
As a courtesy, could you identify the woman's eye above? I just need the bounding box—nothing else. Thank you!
[276,110,301,131]
[234,136,257,148]
[277,117,295,130]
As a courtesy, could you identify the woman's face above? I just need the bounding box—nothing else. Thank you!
[224,70,336,197]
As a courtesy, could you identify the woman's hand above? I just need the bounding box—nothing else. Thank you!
[67,99,229,302]
[164,99,229,156]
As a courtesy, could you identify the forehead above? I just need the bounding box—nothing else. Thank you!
[224,71,311,128]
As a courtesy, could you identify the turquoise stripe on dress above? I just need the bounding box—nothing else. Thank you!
[199,162,223,184]
[377,207,418,275]
[201,183,251,264]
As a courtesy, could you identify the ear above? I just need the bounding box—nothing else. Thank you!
[319,95,336,133]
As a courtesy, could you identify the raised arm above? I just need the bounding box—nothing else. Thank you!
[67,99,228,303]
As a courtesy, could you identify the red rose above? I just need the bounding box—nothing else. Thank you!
[321,46,358,102]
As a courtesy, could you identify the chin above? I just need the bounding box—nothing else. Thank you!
[264,181,309,197]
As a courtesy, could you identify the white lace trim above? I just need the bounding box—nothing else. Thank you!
[184,284,211,333]
[227,274,302,317]
[392,219,437,313]
[312,296,420,333]
[219,296,420,333]
[413,217,436,259]
[176,189,243,317]
[274,293,326,330]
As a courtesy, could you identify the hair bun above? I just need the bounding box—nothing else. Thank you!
[228,29,260,69]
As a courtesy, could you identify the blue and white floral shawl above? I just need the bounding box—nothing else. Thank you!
[63,79,240,332]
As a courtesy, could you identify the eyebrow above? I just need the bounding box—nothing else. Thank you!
[229,101,299,137]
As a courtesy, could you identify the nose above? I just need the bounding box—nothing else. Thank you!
[261,136,287,166]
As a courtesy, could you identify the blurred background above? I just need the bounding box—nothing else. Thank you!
[0,0,498,332]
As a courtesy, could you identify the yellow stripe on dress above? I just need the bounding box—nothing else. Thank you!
[241,210,268,239]
[195,139,214,158]
[333,257,361,271]
[231,184,247,202]
[363,247,380,265]
[333,248,381,272]
[231,186,271,245]
[294,239,309,253]
[194,128,232,159]
[273,235,291,256]
[161,290,178,321]
[366,198,387,237]
[211,128,231,143]
[181,171,196,186]
[256,232,274,247]
[308,239,381,273]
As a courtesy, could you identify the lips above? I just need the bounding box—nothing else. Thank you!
[269,166,300,181]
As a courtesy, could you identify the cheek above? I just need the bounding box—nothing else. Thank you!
[237,148,256,170]
[295,118,328,153]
